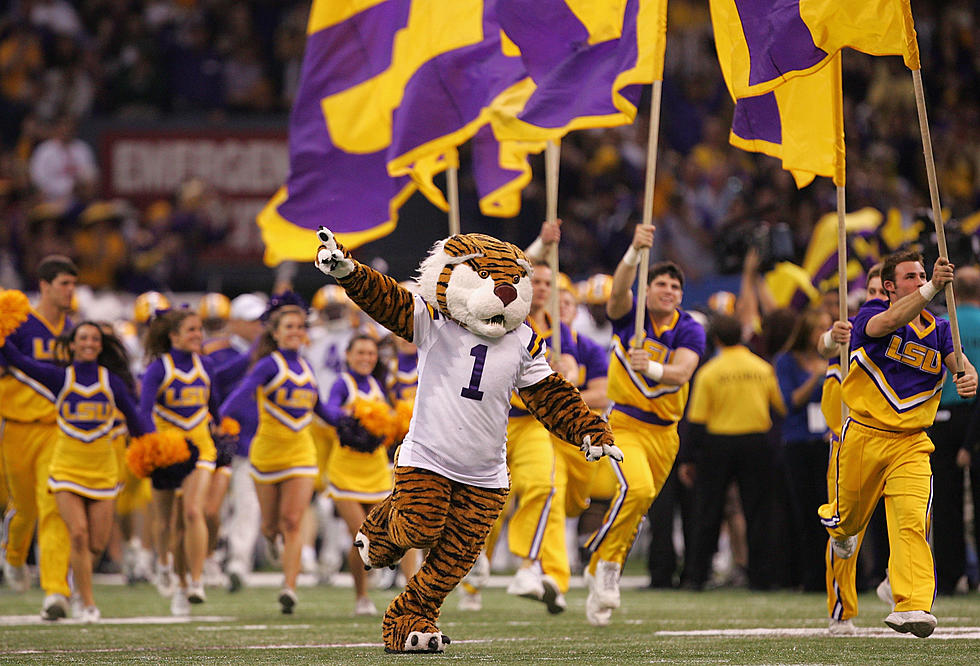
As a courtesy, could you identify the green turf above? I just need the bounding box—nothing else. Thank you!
[2,583,979,664]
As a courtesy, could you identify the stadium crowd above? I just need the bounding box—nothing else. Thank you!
[0,0,979,640]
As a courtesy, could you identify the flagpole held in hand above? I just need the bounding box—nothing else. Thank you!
[545,140,561,356]
[634,80,664,348]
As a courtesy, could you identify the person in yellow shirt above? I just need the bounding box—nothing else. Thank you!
[685,314,786,591]
[0,255,76,619]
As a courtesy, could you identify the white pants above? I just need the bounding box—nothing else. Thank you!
[225,455,260,576]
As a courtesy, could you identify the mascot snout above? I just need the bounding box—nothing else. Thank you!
[494,284,517,306]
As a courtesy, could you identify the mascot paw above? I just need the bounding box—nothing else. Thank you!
[386,631,450,653]
[352,531,373,570]
[315,226,354,278]
[581,435,624,462]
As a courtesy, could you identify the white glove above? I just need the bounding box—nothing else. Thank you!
[580,434,624,462]
[315,226,355,279]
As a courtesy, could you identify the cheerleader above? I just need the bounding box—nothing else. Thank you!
[219,295,330,614]
[324,334,397,616]
[0,318,150,622]
[140,309,222,614]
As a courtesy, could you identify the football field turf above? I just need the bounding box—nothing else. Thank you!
[3,580,979,663]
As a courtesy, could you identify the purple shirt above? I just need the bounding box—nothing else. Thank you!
[140,349,221,432]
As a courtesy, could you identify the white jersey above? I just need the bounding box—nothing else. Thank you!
[306,323,355,402]
[397,295,554,488]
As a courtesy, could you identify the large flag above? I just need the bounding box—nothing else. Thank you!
[257,0,528,265]
[464,0,667,218]
[728,53,844,187]
[711,0,919,98]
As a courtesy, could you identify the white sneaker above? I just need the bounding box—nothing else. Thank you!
[40,593,69,621]
[884,610,937,638]
[227,564,246,593]
[828,618,856,635]
[202,554,225,587]
[463,552,491,589]
[831,535,858,559]
[155,560,175,598]
[4,561,29,592]
[70,592,84,618]
[507,564,545,600]
[279,587,297,614]
[263,534,283,568]
[123,539,139,584]
[593,559,621,609]
[457,588,482,611]
[584,570,612,627]
[541,574,567,614]
[876,571,895,609]
[80,606,101,624]
[187,580,206,604]
[353,595,378,616]
[171,588,190,617]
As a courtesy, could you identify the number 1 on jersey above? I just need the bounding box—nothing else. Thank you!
[461,344,488,401]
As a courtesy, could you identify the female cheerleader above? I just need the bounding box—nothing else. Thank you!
[0,320,149,622]
[324,334,403,616]
[140,309,221,614]
[219,296,330,614]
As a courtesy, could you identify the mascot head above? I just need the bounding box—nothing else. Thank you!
[416,234,533,338]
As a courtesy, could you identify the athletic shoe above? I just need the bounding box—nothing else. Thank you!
[4,561,29,592]
[831,535,858,560]
[593,559,622,610]
[187,581,206,604]
[370,566,397,590]
[171,588,190,617]
[70,592,84,618]
[884,610,937,638]
[227,569,244,593]
[40,593,69,621]
[279,588,297,615]
[80,606,101,624]
[541,574,567,614]
[457,588,482,611]
[507,564,544,601]
[122,539,139,584]
[828,618,856,635]
[155,561,175,598]
[876,571,894,609]
[584,570,612,627]
[463,552,491,589]
[202,554,225,587]
[353,596,378,616]
[263,534,283,568]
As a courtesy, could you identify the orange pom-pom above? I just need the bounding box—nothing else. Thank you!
[352,398,396,445]
[218,417,240,437]
[393,399,413,442]
[126,431,191,477]
[0,289,31,342]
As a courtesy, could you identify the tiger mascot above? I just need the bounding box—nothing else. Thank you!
[315,227,621,653]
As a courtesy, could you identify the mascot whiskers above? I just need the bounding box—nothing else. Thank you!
[315,227,621,653]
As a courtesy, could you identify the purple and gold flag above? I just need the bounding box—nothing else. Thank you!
[711,0,920,98]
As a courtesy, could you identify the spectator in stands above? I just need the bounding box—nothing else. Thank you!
[28,114,97,203]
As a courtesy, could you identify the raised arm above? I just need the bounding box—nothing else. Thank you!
[110,373,153,437]
[607,224,654,322]
[314,227,415,341]
[219,358,275,421]
[139,360,165,424]
[866,258,953,338]
[0,341,66,396]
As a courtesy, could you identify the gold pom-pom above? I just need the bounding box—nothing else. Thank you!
[0,289,31,343]
[126,431,192,477]
[218,417,240,437]
[393,399,413,442]
[352,398,395,445]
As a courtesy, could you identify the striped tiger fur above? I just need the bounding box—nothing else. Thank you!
[519,372,614,450]
[359,466,508,652]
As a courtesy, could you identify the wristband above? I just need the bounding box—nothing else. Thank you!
[919,282,939,301]
[525,237,545,261]
[821,330,839,352]
[623,245,642,267]
[645,361,664,381]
